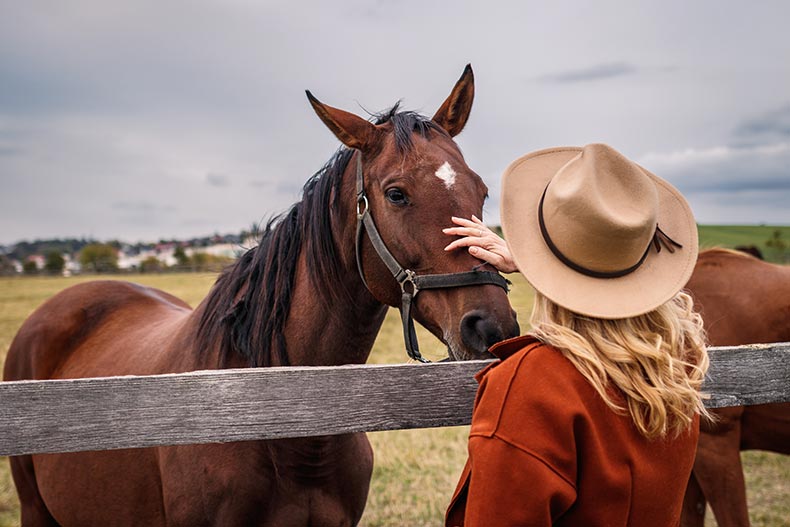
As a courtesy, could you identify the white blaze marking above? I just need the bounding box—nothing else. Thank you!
[435,161,457,189]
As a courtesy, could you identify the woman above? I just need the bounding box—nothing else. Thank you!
[442,144,710,526]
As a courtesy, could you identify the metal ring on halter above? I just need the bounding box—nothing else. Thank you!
[399,269,419,296]
[356,195,368,219]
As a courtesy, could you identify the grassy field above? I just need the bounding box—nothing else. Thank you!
[698,225,790,263]
[1,225,788,526]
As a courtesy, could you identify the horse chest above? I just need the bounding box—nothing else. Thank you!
[271,437,354,484]
[160,435,373,526]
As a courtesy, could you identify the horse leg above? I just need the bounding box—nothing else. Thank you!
[694,407,751,527]
[680,472,706,527]
[7,455,60,526]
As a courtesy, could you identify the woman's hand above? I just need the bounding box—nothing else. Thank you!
[443,215,518,274]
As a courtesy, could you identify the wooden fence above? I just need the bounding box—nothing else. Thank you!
[1,342,789,457]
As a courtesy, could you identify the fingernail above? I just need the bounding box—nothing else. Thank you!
[469,247,478,254]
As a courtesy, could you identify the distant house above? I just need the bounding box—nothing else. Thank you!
[117,251,142,271]
[26,255,45,270]
[118,245,179,270]
[116,242,244,271]
[186,243,240,260]
[4,233,254,276]
[63,254,81,276]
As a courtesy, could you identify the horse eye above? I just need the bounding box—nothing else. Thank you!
[385,188,408,205]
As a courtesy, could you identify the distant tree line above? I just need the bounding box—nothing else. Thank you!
[2,232,252,262]
[137,247,234,274]
[5,238,108,262]
[0,255,18,275]
[80,243,119,273]
[6,244,236,276]
[1,231,256,277]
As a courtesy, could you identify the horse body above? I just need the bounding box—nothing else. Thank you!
[8,279,375,526]
[681,249,790,527]
[5,66,519,526]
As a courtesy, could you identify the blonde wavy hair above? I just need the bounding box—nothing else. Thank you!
[529,291,710,439]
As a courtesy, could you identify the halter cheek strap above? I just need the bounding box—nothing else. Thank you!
[354,152,510,362]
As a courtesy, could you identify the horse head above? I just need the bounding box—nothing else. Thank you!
[307,65,519,360]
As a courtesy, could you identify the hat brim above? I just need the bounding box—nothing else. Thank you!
[501,147,698,319]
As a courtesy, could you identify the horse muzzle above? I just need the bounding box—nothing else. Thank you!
[454,308,520,361]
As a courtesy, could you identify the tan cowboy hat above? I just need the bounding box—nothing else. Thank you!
[501,143,698,319]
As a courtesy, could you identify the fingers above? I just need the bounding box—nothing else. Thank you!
[442,226,485,239]
[443,216,518,273]
[443,227,500,252]
[444,235,502,266]
[443,231,509,255]
[444,236,479,252]
[467,246,506,269]
[447,216,496,237]
[444,216,499,252]
[450,216,479,229]
[472,244,517,274]
[451,215,488,230]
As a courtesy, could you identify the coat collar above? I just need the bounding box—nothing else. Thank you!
[473,335,543,383]
[488,334,541,360]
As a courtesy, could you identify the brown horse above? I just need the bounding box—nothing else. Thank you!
[4,65,519,526]
[682,248,790,527]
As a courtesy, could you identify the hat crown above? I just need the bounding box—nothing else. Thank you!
[542,144,659,274]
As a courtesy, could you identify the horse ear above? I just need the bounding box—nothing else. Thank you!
[432,64,475,137]
[306,91,380,151]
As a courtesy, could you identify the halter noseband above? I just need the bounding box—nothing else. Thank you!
[353,152,510,362]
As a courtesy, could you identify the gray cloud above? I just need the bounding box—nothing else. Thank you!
[637,142,790,223]
[113,201,177,213]
[702,177,790,193]
[2,1,790,244]
[734,104,790,138]
[206,173,230,188]
[275,181,304,197]
[0,145,22,157]
[539,62,636,83]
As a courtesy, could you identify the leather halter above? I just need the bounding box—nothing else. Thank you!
[353,152,510,362]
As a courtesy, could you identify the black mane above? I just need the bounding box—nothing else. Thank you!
[373,103,442,151]
[196,103,441,367]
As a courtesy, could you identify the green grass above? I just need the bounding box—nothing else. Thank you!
[697,225,790,263]
[1,261,788,525]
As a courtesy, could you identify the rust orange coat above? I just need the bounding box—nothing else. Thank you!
[446,336,699,527]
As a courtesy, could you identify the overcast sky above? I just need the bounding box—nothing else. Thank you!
[1,0,788,245]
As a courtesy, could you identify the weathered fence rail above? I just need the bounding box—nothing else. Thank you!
[1,342,788,457]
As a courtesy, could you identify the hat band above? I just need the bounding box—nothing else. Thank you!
[537,186,683,279]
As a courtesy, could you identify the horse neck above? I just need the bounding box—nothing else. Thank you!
[282,164,388,366]
[282,250,388,366]
[188,154,388,370]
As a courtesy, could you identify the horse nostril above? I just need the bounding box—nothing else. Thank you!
[460,310,507,354]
